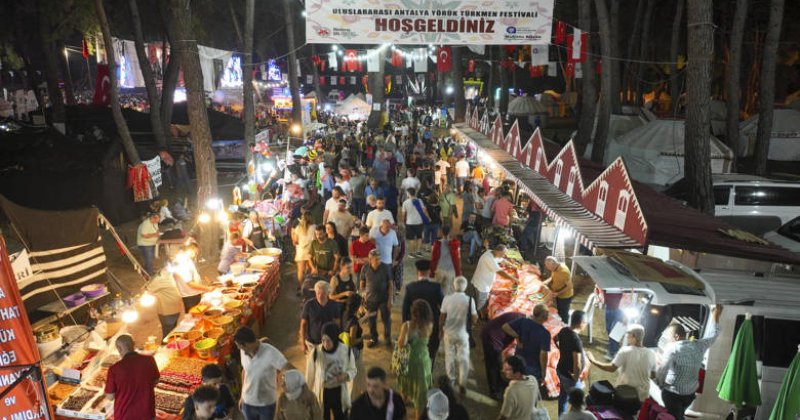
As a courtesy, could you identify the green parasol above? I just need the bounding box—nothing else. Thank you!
[717,316,762,410]
[768,345,800,420]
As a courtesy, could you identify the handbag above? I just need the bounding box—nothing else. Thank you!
[390,343,411,375]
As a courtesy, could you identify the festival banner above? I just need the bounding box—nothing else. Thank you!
[0,234,52,420]
[305,0,555,45]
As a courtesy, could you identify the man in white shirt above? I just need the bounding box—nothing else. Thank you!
[439,276,478,393]
[455,157,470,192]
[400,169,421,197]
[327,199,356,239]
[587,324,656,403]
[471,245,516,318]
[137,212,161,275]
[399,188,429,258]
[234,326,291,420]
[365,198,395,229]
[323,186,345,223]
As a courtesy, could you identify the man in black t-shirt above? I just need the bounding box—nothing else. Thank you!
[554,310,587,416]
[350,367,406,420]
[299,281,341,354]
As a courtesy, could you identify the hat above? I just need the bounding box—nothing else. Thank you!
[426,389,449,420]
[414,259,431,272]
[283,370,305,401]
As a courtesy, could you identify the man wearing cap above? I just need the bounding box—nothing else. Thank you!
[423,389,450,420]
[403,259,444,364]
[359,249,393,348]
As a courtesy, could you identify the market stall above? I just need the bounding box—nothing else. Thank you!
[43,247,281,419]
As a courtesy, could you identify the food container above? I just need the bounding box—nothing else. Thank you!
[34,324,60,343]
[166,339,191,357]
[203,308,223,322]
[247,255,275,270]
[184,330,203,344]
[188,304,210,317]
[212,315,234,334]
[225,308,242,324]
[60,325,90,344]
[80,284,106,298]
[224,300,243,311]
[203,328,225,340]
[193,338,217,359]
[63,293,86,307]
[262,247,282,257]
[230,262,247,275]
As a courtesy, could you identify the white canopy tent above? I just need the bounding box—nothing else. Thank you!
[581,114,648,158]
[606,119,734,189]
[738,109,800,161]
[334,95,371,120]
[508,95,547,115]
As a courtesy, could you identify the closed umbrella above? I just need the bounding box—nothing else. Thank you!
[717,314,762,410]
[769,345,800,420]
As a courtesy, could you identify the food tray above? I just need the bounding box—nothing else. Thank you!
[155,388,188,414]
[56,387,104,419]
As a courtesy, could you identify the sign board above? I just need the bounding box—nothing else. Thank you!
[144,156,162,188]
[305,0,555,45]
[0,235,52,419]
[10,249,32,284]
[256,129,270,143]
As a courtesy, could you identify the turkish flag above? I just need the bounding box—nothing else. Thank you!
[468,59,475,73]
[391,50,403,67]
[555,21,566,44]
[565,62,575,78]
[93,64,111,106]
[436,47,452,72]
[567,31,588,62]
[344,49,358,72]
[530,65,543,78]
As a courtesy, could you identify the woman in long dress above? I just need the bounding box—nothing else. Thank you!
[397,299,434,413]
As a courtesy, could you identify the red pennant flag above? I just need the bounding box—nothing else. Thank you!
[565,62,575,78]
[344,49,358,72]
[555,21,567,44]
[93,64,111,106]
[529,65,543,78]
[567,32,588,63]
[468,59,475,73]
[391,50,403,67]
[82,39,89,58]
[503,45,517,56]
[436,46,452,72]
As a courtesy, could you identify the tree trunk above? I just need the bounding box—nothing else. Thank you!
[453,46,466,122]
[36,1,66,128]
[753,0,785,176]
[57,40,77,106]
[725,0,748,155]
[94,0,141,164]
[592,0,613,164]
[499,49,510,115]
[129,0,168,152]
[636,0,656,106]
[169,0,219,258]
[311,45,323,108]
[609,0,621,113]
[669,0,685,115]
[242,0,255,166]
[228,0,244,48]
[575,0,597,156]
[367,49,386,128]
[685,0,715,214]
[624,0,645,104]
[487,47,496,109]
[282,0,302,126]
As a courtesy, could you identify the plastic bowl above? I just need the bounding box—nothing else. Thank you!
[194,338,217,359]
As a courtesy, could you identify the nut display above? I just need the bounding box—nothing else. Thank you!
[61,388,97,411]
[155,389,186,414]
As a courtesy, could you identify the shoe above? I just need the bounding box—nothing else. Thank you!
[367,340,378,348]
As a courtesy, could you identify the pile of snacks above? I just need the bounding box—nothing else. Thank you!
[49,382,78,403]
[155,389,186,414]
[157,357,205,393]
[61,388,97,411]
[86,367,108,388]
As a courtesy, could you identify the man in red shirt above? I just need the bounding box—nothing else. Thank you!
[104,334,160,420]
[349,226,376,275]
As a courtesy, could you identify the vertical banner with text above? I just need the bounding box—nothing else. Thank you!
[0,234,51,420]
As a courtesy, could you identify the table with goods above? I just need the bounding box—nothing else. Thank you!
[486,248,587,398]
[45,248,282,419]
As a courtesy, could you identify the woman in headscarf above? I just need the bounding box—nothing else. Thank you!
[275,369,322,420]
[305,322,357,420]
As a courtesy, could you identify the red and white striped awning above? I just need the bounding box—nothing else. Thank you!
[456,125,641,251]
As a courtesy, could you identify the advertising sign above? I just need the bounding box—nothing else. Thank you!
[0,235,52,420]
[306,0,555,45]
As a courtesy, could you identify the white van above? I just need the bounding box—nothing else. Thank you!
[574,254,800,420]
[713,174,800,234]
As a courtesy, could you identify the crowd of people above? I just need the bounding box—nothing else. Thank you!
[124,109,725,420]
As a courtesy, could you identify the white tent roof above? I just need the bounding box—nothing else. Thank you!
[508,95,547,115]
[739,109,800,161]
[607,119,734,188]
[334,95,371,120]
[581,114,647,158]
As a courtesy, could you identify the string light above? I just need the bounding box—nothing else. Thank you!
[139,292,156,307]
[121,307,139,323]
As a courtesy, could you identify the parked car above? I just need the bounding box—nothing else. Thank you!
[712,174,800,234]
[763,215,800,253]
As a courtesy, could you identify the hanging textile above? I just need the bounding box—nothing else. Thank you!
[531,45,549,66]
[127,164,154,202]
[555,21,566,44]
[367,49,381,72]
[328,52,338,70]
[391,49,403,67]
[436,47,452,72]
[567,31,588,63]
[344,49,359,71]
[413,48,428,73]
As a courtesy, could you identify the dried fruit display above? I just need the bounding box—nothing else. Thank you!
[155,389,186,414]
[162,356,208,374]
[61,388,97,411]
[49,382,78,402]
[86,367,108,388]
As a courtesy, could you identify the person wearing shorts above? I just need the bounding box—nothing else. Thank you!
[399,188,428,258]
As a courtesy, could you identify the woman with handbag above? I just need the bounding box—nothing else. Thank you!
[396,299,434,413]
[305,322,357,420]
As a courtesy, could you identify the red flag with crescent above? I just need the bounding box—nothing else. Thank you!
[93,64,111,106]
[565,62,575,78]
[344,49,358,72]
[391,50,403,67]
[436,47,452,72]
[555,21,566,44]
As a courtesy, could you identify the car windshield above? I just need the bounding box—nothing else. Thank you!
[777,216,800,242]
